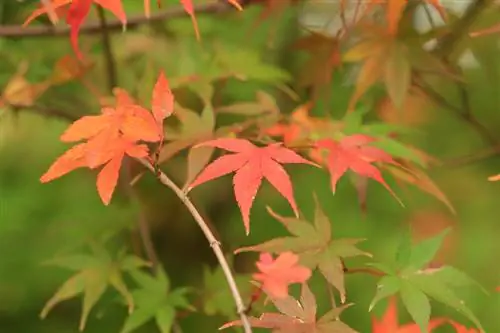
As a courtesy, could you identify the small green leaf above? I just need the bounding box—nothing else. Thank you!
[427,266,488,293]
[155,306,175,333]
[372,137,425,167]
[369,275,401,311]
[312,194,331,244]
[342,105,369,134]
[80,269,107,331]
[318,251,346,302]
[407,229,450,271]
[40,273,85,319]
[400,282,430,333]
[409,272,484,332]
[121,306,157,333]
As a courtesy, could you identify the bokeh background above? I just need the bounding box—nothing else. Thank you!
[1,0,499,332]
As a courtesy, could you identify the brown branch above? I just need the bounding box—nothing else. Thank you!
[344,266,385,277]
[0,2,230,38]
[95,5,117,91]
[432,0,492,58]
[413,76,498,145]
[137,158,252,333]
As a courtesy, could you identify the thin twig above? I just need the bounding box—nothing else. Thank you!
[432,0,492,58]
[0,1,230,38]
[413,77,498,145]
[344,267,385,277]
[137,158,252,333]
[95,5,118,90]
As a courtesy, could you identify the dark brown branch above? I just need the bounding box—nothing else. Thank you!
[432,0,492,58]
[344,266,385,277]
[0,1,229,38]
[413,77,498,145]
[95,5,117,91]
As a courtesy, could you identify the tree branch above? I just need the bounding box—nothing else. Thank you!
[432,0,492,58]
[137,158,253,333]
[95,5,118,91]
[0,2,229,38]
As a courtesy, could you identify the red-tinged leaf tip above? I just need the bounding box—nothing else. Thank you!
[488,173,500,181]
[66,0,93,61]
[95,0,127,27]
[233,161,263,235]
[96,154,123,205]
[253,252,311,299]
[261,158,299,217]
[180,0,201,40]
[226,0,243,11]
[152,71,174,123]
[144,0,151,17]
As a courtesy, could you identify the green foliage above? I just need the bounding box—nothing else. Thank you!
[370,229,486,332]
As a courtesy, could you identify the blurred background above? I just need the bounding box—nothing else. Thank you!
[0,0,499,332]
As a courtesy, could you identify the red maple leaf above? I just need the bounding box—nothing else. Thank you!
[446,320,481,333]
[24,0,126,60]
[187,138,319,234]
[253,252,311,299]
[315,134,400,201]
[221,283,356,333]
[372,298,445,333]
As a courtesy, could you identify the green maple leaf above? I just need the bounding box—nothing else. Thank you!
[120,267,194,333]
[201,265,252,318]
[235,195,371,302]
[369,228,486,333]
[41,246,150,331]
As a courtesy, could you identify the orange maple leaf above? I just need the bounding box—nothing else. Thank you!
[253,252,311,299]
[40,72,174,205]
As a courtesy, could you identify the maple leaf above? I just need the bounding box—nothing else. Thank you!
[41,132,150,205]
[315,134,400,201]
[40,247,149,331]
[40,78,170,205]
[253,252,311,299]
[369,231,486,333]
[372,297,445,333]
[60,92,161,144]
[220,283,357,333]
[24,0,126,60]
[151,70,174,126]
[201,265,252,318]
[187,138,318,234]
[236,197,371,302]
[120,268,193,333]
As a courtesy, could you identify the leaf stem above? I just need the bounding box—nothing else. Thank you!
[136,158,253,333]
